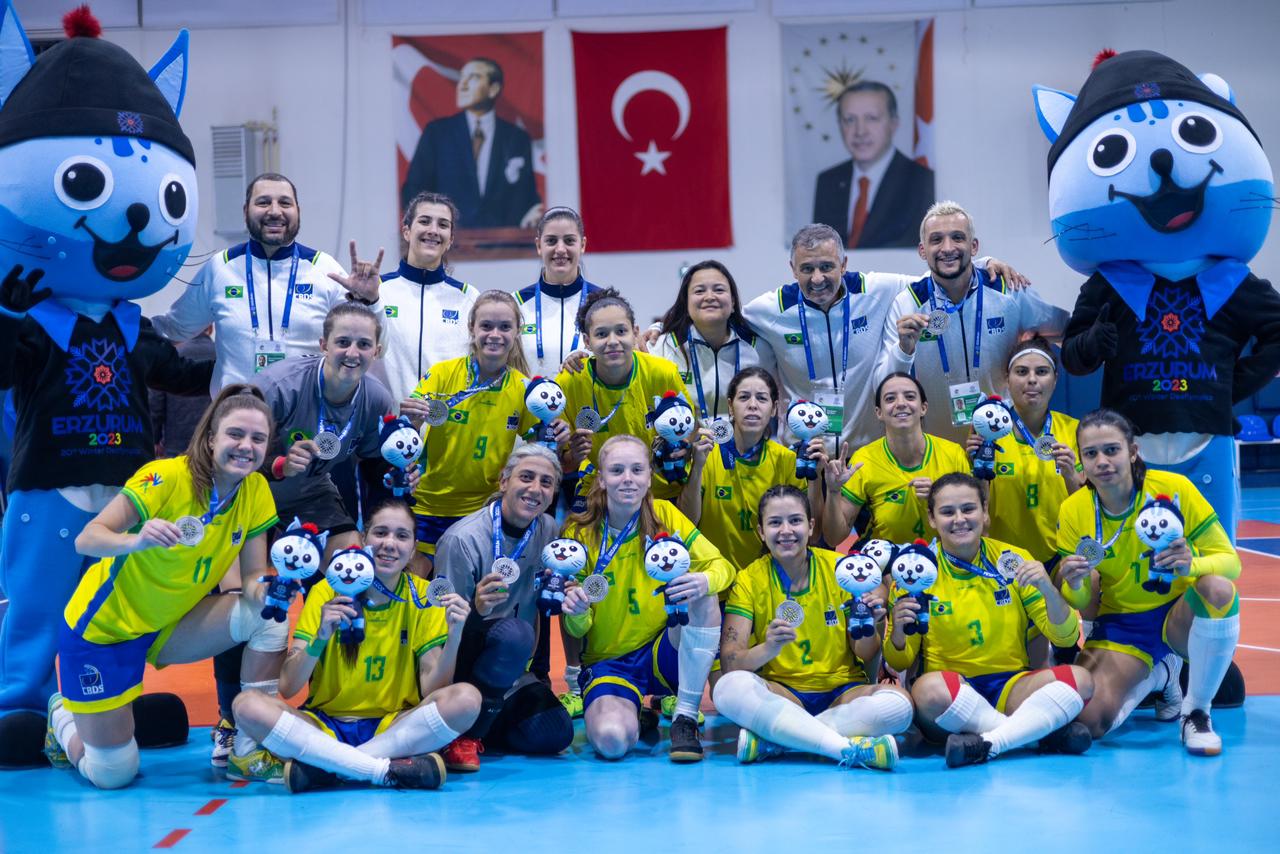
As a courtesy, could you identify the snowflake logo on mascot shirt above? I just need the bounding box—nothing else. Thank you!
[1140,287,1204,359]
[67,337,132,410]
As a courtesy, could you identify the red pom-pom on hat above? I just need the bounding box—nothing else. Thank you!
[662,390,678,399]
[987,394,1003,402]
[383,414,396,424]
[301,522,320,535]
[1092,48,1117,70]
[63,5,102,38]
[913,538,928,546]
[1155,494,1172,502]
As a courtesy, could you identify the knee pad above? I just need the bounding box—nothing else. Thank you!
[78,739,139,790]
[229,596,289,653]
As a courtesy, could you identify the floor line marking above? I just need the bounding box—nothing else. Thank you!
[1239,644,1280,653]
[154,829,190,849]
[195,798,227,816]
[229,780,249,789]
[1236,546,1280,559]
[1241,597,1280,602]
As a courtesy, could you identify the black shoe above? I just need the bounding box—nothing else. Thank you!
[639,706,661,735]
[284,758,342,794]
[944,733,991,768]
[385,752,447,789]
[1038,721,1092,755]
[668,714,704,763]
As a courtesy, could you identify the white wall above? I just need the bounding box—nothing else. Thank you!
[102,0,1279,324]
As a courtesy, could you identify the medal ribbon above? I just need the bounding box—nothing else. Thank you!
[1007,406,1054,448]
[315,361,363,446]
[534,278,589,360]
[444,359,506,409]
[797,287,850,389]
[719,433,765,471]
[687,331,741,420]
[587,359,633,428]
[1090,488,1138,553]
[246,244,301,339]
[491,500,538,564]
[593,511,640,576]
[928,268,983,377]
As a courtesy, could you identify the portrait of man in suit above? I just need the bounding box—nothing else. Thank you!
[401,57,542,229]
[812,80,934,250]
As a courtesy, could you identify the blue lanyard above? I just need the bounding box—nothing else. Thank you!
[1093,488,1137,549]
[797,287,850,387]
[534,280,588,360]
[719,433,765,470]
[200,480,239,525]
[687,332,740,420]
[315,362,363,443]
[491,500,538,563]
[447,359,506,409]
[928,270,983,377]
[594,511,640,576]
[771,553,810,597]
[588,361,632,428]
[246,244,300,339]
[372,573,436,610]
[1008,407,1054,447]
[940,544,1005,586]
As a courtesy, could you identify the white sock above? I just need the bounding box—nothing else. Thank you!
[935,681,1006,733]
[563,665,582,696]
[1106,663,1165,735]
[262,711,390,784]
[712,671,849,761]
[233,680,278,757]
[816,691,914,736]
[1184,614,1240,715]
[357,702,460,758]
[51,698,77,754]
[983,681,1083,758]
[674,625,719,720]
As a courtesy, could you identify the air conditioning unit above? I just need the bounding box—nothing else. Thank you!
[211,122,278,239]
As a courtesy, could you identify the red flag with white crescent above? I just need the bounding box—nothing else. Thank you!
[572,28,731,252]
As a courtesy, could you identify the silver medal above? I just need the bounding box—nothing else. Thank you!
[926,309,950,335]
[1076,537,1106,568]
[424,399,450,427]
[491,557,521,585]
[1033,435,1057,461]
[175,515,205,546]
[313,430,342,460]
[426,577,454,607]
[995,551,1023,583]
[775,599,805,627]
[575,407,602,432]
[581,573,611,603]
[709,418,734,445]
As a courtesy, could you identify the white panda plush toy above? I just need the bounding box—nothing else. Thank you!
[1134,493,1185,595]
[971,395,1014,481]
[525,376,567,450]
[786,400,829,480]
[324,547,377,645]
[647,391,697,485]
[538,537,588,616]
[378,414,424,497]
[834,552,883,639]
[644,533,692,627]
[262,518,328,622]
[890,539,940,636]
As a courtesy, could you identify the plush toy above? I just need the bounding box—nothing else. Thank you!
[644,532,692,627]
[647,391,696,485]
[1134,493,1185,595]
[890,539,939,636]
[324,547,377,645]
[537,537,588,616]
[786,400,829,481]
[524,375,566,450]
[0,4,209,767]
[970,395,1014,481]
[377,414,423,497]
[1035,50,1278,544]
[860,538,897,574]
[834,552,882,640]
[262,519,328,622]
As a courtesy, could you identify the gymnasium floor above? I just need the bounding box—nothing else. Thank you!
[2,488,1277,853]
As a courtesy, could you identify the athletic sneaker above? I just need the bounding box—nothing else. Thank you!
[668,714,704,762]
[735,728,784,764]
[283,759,342,794]
[1155,655,1185,723]
[1038,721,1092,755]
[838,735,898,771]
[226,748,285,784]
[657,695,705,725]
[383,752,447,790]
[43,693,71,770]
[442,736,483,772]
[944,733,992,768]
[558,691,584,719]
[1180,709,1222,756]
[210,718,236,768]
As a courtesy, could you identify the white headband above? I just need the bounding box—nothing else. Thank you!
[1008,347,1056,372]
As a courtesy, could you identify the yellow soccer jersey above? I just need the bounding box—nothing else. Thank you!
[64,457,277,644]
[292,573,448,719]
[556,351,693,501]
[882,538,1079,677]
[564,500,734,664]
[697,440,808,570]
[411,356,538,517]
[840,435,970,544]
[725,549,869,692]
[1055,470,1232,616]
[988,410,1080,561]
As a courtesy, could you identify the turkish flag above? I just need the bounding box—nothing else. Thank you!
[572,28,731,252]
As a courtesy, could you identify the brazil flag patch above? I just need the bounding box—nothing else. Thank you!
[225,285,243,298]
[449,410,469,424]
[930,599,952,617]
[385,305,399,318]
[996,462,1015,477]
[884,489,906,505]
[784,333,803,345]
[521,323,537,335]
[715,486,733,501]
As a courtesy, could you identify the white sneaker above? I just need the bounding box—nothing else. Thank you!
[735,728,784,764]
[210,718,236,768]
[1180,709,1222,756]
[1154,655,1184,722]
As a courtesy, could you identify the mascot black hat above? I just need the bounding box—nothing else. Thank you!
[0,7,194,164]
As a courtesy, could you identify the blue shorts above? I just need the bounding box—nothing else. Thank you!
[965,670,1033,713]
[579,632,680,711]
[301,708,397,746]
[1086,599,1177,669]
[58,623,163,713]
[777,681,865,716]
[414,513,464,556]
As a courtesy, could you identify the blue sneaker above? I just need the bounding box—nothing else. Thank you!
[735,728,784,764]
[43,693,71,770]
[839,735,898,771]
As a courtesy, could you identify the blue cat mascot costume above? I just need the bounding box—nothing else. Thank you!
[1034,49,1272,707]
[0,4,211,767]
